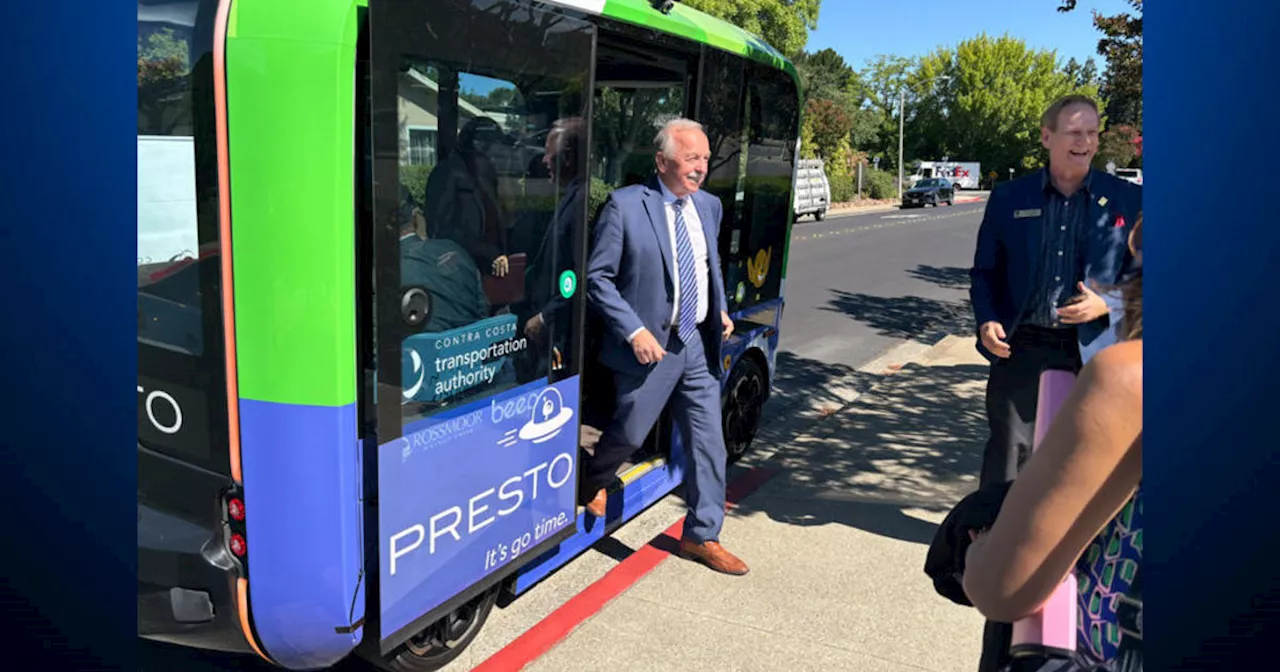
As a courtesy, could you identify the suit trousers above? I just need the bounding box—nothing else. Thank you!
[978,324,1083,672]
[583,328,728,543]
[980,325,1084,488]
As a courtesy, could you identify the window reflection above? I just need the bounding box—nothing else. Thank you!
[137,7,205,355]
[728,66,799,311]
[396,57,588,425]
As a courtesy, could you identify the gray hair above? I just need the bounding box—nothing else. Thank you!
[654,117,705,156]
[548,116,586,154]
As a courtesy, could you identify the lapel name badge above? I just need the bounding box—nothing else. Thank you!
[1014,209,1042,219]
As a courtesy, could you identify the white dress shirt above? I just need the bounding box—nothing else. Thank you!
[626,180,711,342]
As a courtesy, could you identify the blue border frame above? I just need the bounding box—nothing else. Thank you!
[11,1,1280,669]
[2,1,138,669]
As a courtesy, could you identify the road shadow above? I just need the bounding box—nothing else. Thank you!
[724,349,990,546]
[822,290,975,341]
[907,264,972,291]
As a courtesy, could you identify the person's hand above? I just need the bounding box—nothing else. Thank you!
[1057,281,1108,324]
[979,321,1011,358]
[491,255,509,277]
[412,208,427,236]
[631,329,666,365]
[524,313,545,342]
[721,311,734,341]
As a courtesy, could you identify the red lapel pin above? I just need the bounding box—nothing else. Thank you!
[1114,214,1126,228]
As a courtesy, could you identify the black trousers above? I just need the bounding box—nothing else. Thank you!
[980,326,1083,488]
[977,325,1083,672]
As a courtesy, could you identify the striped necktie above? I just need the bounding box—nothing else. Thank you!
[673,198,699,344]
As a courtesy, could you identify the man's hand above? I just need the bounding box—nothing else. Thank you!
[721,311,733,341]
[524,313,545,342]
[491,255,510,277]
[979,321,1012,359]
[631,328,666,365]
[1057,281,1108,324]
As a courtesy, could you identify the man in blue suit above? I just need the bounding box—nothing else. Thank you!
[968,94,1141,672]
[584,118,746,575]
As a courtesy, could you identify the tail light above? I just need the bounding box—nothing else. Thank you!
[221,490,248,567]
[227,497,245,522]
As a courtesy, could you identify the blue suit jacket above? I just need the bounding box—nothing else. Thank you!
[969,168,1141,363]
[587,177,728,377]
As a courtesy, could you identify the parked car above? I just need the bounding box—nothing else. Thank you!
[1115,168,1143,185]
[793,158,831,221]
[901,177,954,208]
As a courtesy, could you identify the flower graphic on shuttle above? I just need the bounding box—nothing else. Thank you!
[746,247,771,288]
[515,387,574,445]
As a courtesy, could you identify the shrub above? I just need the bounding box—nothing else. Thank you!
[862,168,896,200]
[829,171,855,203]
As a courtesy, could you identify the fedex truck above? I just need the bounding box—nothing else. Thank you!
[911,160,981,190]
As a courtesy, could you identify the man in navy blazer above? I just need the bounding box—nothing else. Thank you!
[584,118,747,575]
[968,94,1141,672]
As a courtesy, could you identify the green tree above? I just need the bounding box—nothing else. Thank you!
[1095,124,1141,170]
[682,0,822,56]
[856,54,916,173]
[1059,0,1142,129]
[908,34,1101,176]
[793,48,883,154]
[793,48,858,102]
[805,98,853,159]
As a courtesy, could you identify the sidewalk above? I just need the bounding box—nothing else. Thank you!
[523,335,993,671]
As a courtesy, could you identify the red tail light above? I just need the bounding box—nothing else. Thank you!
[227,498,245,522]
[229,533,247,557]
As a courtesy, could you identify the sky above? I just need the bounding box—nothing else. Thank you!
[805,0,1134,71]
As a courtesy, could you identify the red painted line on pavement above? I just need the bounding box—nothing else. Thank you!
[472,465,781,672]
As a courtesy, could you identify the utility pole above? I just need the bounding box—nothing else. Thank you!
[897,89,905,200]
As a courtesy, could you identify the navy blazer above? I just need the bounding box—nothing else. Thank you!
[586,176,729,377]
[969,168,1141,363]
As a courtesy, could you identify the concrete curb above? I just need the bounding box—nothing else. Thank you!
[822,192,988,218]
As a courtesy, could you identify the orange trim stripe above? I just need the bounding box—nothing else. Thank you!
[212,0,242,486]
[236,579,272,663]
[213,1,268,664]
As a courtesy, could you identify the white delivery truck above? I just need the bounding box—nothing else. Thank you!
[910,160,981,190]
[793,158,832,221]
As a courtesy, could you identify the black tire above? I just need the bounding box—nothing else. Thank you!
[815,209,826,221]
[722,356,767,465]
[379,587,499,672]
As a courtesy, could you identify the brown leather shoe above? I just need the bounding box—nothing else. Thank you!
[677,539,749,576]
[585,489,607,517]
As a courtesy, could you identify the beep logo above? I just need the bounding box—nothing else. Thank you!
[496,387,574,448]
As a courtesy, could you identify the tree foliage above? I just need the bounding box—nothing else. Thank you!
[915,34,1102,174]
[1095,124,1142,170]
[1059,0,1142,129]
[681,0,821,56]
[137,28,190,135]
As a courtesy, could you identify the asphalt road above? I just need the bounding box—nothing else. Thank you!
[780,201,986,372]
